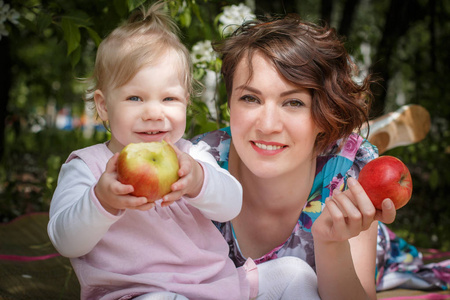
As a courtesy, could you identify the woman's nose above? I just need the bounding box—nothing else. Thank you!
[256,103,282,134]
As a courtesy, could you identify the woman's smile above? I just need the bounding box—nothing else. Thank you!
[251,141,287,155]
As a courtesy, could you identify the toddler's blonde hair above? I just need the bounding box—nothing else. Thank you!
[85,2,195,108]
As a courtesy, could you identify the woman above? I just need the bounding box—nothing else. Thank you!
[193,15,397,300]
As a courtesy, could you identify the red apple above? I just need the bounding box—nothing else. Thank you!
[358,155,413,210]
[117,141,179,202]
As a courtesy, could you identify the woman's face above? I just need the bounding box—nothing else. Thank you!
[229,52,322,179]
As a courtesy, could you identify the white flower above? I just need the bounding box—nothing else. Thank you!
[177,0,187,14]
[7,8,20,24]
[191,40,216,66]
[219,3,255,36]
[0,1,8,23]
[0,0,20,39]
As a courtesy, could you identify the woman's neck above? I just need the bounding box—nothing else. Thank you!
[228,141,317,258]
[228,141,317,214]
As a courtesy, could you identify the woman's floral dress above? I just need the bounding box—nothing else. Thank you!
[192,127,450,291]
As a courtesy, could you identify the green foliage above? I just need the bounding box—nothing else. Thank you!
[385,135,450,251]
[2,0,450,252]
[0,126,110,222]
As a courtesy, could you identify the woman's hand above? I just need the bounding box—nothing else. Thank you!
[161,142,204,207]
[94,153,154,214]
[312,177,396,242]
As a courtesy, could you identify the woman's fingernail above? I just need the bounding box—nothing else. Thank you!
[384,199,393,209]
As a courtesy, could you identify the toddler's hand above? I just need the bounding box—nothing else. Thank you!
[161,142,204,207]
[94,153,155,214]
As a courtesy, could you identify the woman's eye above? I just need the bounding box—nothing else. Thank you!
[285,100,304,107]
[240,95,259,103]
[128,96,142,102]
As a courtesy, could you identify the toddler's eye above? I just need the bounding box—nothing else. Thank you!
[163,97,175,102]
[128,96,142,102]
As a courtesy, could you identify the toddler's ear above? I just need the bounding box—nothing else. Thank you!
[94,90,108,121]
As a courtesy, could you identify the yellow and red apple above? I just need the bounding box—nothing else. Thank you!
[358,155,413,210]
[117,141,179,202]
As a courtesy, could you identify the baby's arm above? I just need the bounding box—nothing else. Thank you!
[47,155,151,258]
[47,158,121,258]
[163,140,242,222]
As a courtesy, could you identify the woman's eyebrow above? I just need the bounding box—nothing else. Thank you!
[235,85,309,97]
[235,85,261,94]
[280,89,309,97]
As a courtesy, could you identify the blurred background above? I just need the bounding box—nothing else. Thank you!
[0,0,449,251]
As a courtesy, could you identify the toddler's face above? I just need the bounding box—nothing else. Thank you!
[96,50,189,153]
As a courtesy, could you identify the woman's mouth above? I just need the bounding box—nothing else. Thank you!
[254,142,285,151]
[251,141,286,155]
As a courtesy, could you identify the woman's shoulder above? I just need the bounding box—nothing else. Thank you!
[191,128,232,168]
[191,127,231,146]
[322,133,378,162]
[313,133,379,200]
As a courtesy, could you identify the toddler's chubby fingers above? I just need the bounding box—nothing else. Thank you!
[170,175,188,193]
[135,201,155,211]
[174,152,192,178]
[105,153,120,174]
[111,179,134,196]
[124,196,150,209]
[162,190,183,205]
[164,139,190,177]
[161,200,176,207]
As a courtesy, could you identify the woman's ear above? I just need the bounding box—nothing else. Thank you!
[94,90,108,121]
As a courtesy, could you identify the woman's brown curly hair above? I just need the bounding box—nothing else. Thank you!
[214,15,373,155]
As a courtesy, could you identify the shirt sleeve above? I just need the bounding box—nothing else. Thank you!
[177,139,243,223]
[47,158,123,258]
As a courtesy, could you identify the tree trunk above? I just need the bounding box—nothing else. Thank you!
[338,0,360,37]
[428,0,437,72]
[321,0,333,26]
[256,0,297,15]
[369,0,425,118]
[0,36,11,159]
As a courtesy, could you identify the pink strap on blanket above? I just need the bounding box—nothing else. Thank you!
[0,253,60,261]
[380,293,450,300]
[423,251,450,261]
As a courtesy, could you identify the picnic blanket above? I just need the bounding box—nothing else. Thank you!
[377,243,450,299]
[377,223,450,296]
[1,213,449,299]
[0,213,79,300]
